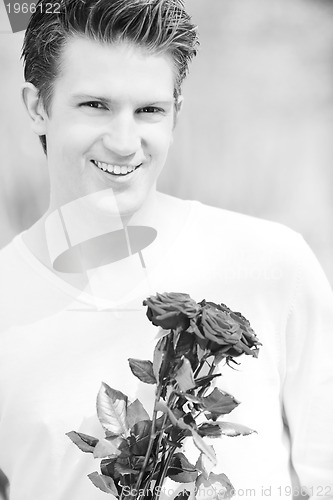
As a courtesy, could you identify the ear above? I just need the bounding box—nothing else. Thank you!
[21,82,48,136]
[173,95,184,130]
[175,95,184,114]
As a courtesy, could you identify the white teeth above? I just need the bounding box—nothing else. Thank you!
[94,160,138,175]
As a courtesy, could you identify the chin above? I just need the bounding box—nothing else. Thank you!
[51,186,151,222]
[93,193,144,220]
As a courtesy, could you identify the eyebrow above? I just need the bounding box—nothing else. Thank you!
[72,94,109,102]
[72,94,175,107]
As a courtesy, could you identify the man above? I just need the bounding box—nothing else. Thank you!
[0,0,333,499]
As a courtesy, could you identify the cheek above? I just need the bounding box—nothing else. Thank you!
[146,122,174,157]
[47,122,98,161]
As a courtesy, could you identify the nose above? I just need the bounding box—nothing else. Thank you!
[102,112,141,157]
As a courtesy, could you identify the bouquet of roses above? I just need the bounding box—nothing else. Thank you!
[67,292,261,500]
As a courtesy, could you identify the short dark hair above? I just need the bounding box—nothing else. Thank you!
[22,0,199,153]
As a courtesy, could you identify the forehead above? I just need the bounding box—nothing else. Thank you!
[52,36,175,104]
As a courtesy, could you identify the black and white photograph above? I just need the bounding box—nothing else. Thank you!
[0,1,333,499]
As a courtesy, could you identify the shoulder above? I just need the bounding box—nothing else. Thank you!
[160,194,310,265]
[0,232,46,323]
[189,199,305,255]
[188,201,333,316]
[0,234,23,268]
[0,232,35,286]
[191,199,292,233]
[0,234,29,330]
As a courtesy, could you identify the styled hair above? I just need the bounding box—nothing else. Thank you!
[22,0,199,153]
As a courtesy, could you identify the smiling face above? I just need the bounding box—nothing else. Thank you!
[38,36,177,217]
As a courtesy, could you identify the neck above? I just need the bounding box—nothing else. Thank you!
[23,188,160,271]
[22,191,191,297]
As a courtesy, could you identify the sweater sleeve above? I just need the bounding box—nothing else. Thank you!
[282,236,333,499]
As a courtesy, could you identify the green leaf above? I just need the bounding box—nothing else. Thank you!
[153,335,175,383]
[155,401,189,430]
[197,423,222,438]
[117,438,132,458]
[126,399,150,429]
[175,331,195,357]
[202,388,239,419]
[212,421,256,437]
[175,358,196,392]
[129,420,152,456]
[175,331,198,370]
[93,438,122,459]
[100,457,117,477]
[196,344,207,363]
[128,359,156,385]
[97,382,128,435]
[66,431,98,453]
[115,458,137,487]
[195,451,215,480]
[88,471,119,496]
[167,452,199,483]
[191,430,217,468]
[214,352,229,365]
[175,490,191,500]
[114,462,139,475]
[195,472,234,500]
[105,435,125,447]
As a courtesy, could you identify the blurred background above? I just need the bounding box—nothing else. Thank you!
[1,1,333,497]
[1,0,333,284]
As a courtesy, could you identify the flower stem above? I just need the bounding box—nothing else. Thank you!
[197,361,216,397]
[153,444,178,500]
[134,386,162,496]
[194,356,209,378]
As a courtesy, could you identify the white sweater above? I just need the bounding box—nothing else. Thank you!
[0,199,332,500]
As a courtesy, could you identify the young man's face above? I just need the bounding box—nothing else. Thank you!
[38,37,177,217]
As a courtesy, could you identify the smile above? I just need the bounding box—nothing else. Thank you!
[91,160,141,176]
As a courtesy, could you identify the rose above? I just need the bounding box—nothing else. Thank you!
[190,301,261,359]
[143,292,201,330]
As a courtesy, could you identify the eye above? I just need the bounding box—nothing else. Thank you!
[138,106,164,114]
[80,101,108,110]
